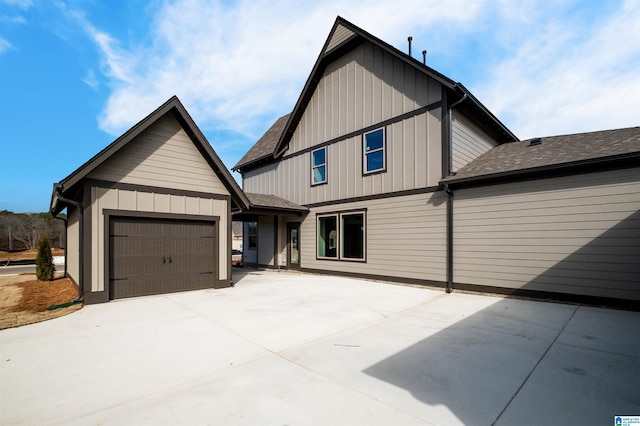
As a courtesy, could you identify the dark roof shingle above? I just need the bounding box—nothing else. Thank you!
[233,114,290,170]
[245,193,308,212]
[445,126,640,184]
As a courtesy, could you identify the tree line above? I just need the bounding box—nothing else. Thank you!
[0,210,65,251]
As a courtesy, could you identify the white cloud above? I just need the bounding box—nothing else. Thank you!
[0,0,33,8]
[0,37,11,54]
[476,0,640,139]
[82,69,99,90]
[72,0,489,137]
[71,0,639,145]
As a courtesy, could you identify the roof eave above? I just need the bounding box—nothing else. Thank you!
[443,151,640,189]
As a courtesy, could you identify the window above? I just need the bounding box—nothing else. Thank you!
[341,213,364,259]
[363,128,385,174]
[317,211,366,261]
[317,215,337,258]
[247,222,257,249]
[311,147,327,185]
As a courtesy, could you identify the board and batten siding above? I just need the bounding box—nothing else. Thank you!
[286,41,442,157]
[451,111,498,172]
[89,187,229,292]
[453,167,640,300]
[300,192,447,283]
[243,109,442,205]
[87,114,230,196]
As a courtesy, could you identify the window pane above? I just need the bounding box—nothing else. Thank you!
[248,222,257,249]
[342,213,364,259]
[313,165,326,184]
[317,216,337,258]
[312,148,325,166]
[366,150,384,172]
[365,129,384,151]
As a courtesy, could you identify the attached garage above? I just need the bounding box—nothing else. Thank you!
[444,127,640,306]
[50,96,250,304]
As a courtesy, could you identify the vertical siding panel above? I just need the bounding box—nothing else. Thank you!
[415,113,427,187]
[427,108,442,186]
[404,118,415,189]
[392,56,404,117]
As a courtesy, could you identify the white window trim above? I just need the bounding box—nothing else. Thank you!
[311,147,327,185]
[363,127,386,174]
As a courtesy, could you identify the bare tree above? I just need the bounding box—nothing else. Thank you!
[0,211,65,251]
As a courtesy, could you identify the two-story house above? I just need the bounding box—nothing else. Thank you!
[233,17,640,306]
[232,16,516,284]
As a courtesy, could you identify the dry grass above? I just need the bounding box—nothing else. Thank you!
[0,274,82,330]
[0,248,65,262]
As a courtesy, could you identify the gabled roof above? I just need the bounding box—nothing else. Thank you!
[233,114,290,170]
[234,16,517,172]
[51,96,250,214]
[443,126,640,188]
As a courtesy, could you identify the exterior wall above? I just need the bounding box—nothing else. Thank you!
[66,206,80,283]
[244,109,442,204]
[89,186,229,293]
[287,42,442,155]
[453,167,640,300]
[299,192,447,283]
[451,111,498,172]
[243,40,444,205]
[257,216,275,266]
[88,114,230,196]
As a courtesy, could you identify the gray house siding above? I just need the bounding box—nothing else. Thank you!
[300,192,447,284]
[451,111,498,172]
[284,41,442,157]
[453,167,640,300]
[88,114,229,195]
[243,110,443,204]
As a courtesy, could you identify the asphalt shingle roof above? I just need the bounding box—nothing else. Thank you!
[245,192,308,212]
[233,114,290,170]
[446,126,640,183]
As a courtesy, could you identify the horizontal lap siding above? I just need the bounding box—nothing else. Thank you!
[88,115,229,195]
[451,112,497,172]
[300,192,446,282]
[454,168,640,300]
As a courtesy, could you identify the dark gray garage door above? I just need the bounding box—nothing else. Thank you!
[109,217,217,299]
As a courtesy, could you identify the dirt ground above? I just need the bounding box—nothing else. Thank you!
[0,273,82,330]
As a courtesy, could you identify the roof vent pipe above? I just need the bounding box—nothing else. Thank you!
[407,36,412,56]
[422,50,427,65]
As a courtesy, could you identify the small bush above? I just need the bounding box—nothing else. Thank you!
[36,238,55,281]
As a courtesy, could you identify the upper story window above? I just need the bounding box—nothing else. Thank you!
[311,147,327,185]
[363,128,385,174]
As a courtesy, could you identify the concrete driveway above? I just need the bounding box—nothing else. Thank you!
[1,270,638,425]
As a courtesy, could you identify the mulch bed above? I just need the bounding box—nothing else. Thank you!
[12,277,79,312]
[0,275,82,330]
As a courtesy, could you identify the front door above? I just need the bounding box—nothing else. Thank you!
[287,223,300,269]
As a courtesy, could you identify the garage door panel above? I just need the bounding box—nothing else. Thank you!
[109,217,217,299]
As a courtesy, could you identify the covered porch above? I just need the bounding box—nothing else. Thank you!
[232,193,308,270]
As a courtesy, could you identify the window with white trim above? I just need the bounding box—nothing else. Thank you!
[311,147,327,185]
[363,128,385,174]
[317,211,366,261]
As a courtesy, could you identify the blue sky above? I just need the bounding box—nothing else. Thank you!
[1,0,639,213]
